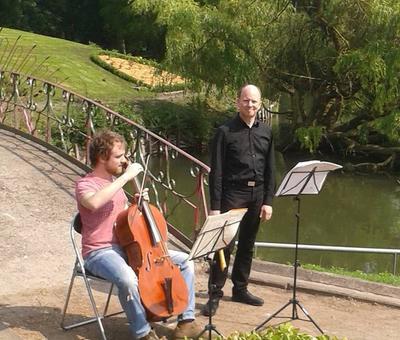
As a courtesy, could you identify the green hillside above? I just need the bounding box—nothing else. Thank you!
[0,27,153,104]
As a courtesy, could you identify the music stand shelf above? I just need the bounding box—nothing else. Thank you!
[255,160,342,334]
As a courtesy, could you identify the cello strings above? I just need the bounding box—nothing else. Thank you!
[137,154,151,208]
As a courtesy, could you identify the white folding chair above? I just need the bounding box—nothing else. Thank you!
[60,213,123,340]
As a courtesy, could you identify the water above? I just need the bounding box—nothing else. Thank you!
[164,153,400,274]
[259,168,400,273]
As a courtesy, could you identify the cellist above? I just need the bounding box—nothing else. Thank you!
[75,129,201,340]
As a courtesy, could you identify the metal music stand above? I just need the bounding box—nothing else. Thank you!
[188,209,247,340]
[255,160,342,334]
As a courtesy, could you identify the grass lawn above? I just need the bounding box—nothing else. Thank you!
[302,263,400,286]
[0,27,154,104]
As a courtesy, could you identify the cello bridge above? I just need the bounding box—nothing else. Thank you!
[154,255,168,264]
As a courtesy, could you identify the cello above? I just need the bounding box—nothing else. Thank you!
[114,173,189,321]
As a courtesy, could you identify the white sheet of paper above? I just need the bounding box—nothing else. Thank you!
[188,208,247,260]
[275,160,342,196]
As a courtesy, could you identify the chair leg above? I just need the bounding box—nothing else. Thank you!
[102,283,114,316]
[61,270,107,340]
[60,270,77,329]
[81,274,108,340]
[61,269,124,340]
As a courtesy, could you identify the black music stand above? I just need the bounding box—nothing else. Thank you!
[188,209,247,340]
[255,160,342,334]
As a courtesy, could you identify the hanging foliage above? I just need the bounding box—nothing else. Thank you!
[132,0,400,171]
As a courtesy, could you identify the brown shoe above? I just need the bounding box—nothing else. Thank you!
[173,320,202,339]
[140,329,160,340]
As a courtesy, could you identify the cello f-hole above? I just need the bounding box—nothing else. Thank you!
[145,252,152,271]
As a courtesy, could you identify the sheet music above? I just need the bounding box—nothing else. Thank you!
[292,160,342,172]
[275,160,342,196]
[188,208,247,260]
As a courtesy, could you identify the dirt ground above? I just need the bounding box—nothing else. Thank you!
[1,129,400,340]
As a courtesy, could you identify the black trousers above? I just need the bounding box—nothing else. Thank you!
[209,184,264,298]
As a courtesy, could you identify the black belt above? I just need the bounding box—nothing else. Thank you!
[225,180,264,187]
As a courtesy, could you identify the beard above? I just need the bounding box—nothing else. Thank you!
[105,163,124,176]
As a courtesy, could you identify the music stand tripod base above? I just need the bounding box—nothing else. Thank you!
[255,297,324,334]
[195,258,224,340]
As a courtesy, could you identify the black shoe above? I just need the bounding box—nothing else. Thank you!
[232,290,264,306]
[201,298,220,316]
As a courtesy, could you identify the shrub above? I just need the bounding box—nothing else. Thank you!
[225,323,346,340]
[90,50,187,92]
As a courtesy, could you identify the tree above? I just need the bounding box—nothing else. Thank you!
[61,0,105,44]
[0,0,104,42]
[0,0,24,28]
[132,0,400,171]
[98,0,166,59]
[0,0,164,59]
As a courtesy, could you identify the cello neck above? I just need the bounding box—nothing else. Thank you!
[132,176,162,245]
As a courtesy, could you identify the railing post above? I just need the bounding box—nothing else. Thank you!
[394,253,398,275]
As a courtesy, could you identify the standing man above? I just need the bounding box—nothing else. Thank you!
[202,84,275,316]
[75,129,200,339]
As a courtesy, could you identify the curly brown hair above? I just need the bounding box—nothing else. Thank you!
[89,130,126,166]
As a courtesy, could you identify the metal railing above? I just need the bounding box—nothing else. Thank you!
[0,70,210,248]
[253,242,400,275]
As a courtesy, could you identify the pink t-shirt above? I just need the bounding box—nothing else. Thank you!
[75,173,127,258]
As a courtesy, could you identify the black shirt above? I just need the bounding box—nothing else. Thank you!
[209,114,275,210]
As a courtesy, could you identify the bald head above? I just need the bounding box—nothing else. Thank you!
[237,84,262,100]
[236,84,262,126]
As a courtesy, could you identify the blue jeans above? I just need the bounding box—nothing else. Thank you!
[84,245,195,338]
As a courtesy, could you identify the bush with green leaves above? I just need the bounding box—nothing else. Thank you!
[224,323,345,340]
[295,126,325,154]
